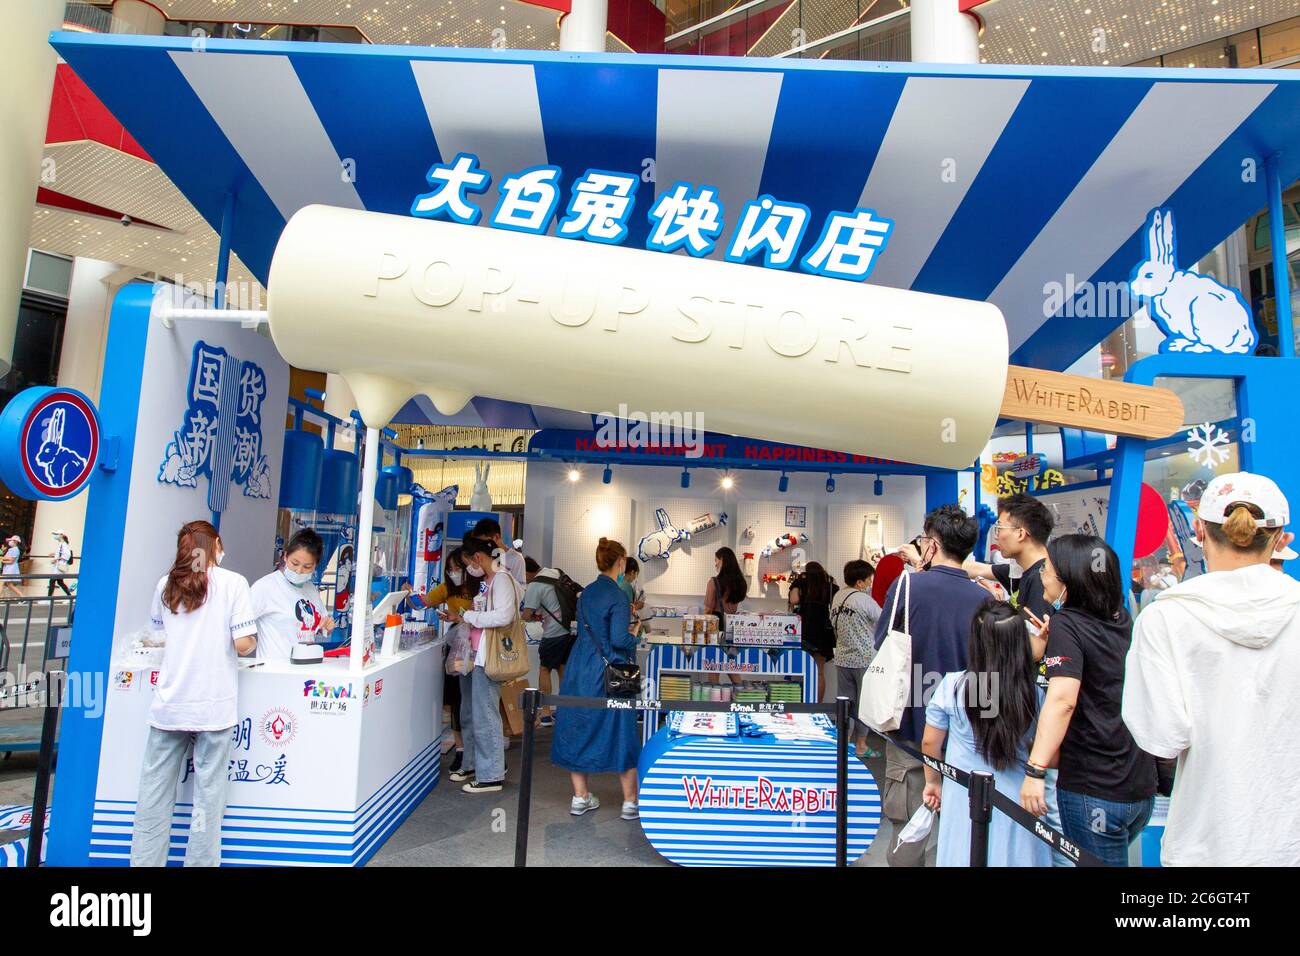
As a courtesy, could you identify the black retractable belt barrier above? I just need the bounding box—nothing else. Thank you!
[512,690,852,868]
[886,735,1109,867]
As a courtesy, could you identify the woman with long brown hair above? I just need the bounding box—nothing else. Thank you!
[790,561,838,700]
[130,520,258,868]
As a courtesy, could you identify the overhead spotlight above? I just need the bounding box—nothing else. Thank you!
[874,476,884,497]
[721,473,734,491]
[680,469,691,489]
[826,474,836,494]
[778,472,789,494]
[602,464,613,485]
[567,467,580,483]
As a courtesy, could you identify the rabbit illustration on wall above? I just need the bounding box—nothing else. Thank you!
[638,508,689,563]
[469,462,492,513]
[1129,208,1256,355]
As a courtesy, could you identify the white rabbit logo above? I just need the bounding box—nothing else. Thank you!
[34,407,88,488]
[637,508,690,563]
[469,462,492,513]
[1129,208,1257,354]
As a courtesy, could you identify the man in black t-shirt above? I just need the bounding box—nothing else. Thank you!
[964,492,1054,619]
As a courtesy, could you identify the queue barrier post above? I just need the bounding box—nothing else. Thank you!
[514,687,542,868]
[25,671,62,867]
[834,695,851,868]
[967,770,994,868]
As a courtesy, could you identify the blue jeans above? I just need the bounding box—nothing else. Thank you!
[1058,788,1154,867]
[1043,770,1073,868]
[459,667,504,783]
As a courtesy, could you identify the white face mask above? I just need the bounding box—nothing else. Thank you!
[448,569,464,586]
[216,549,225,566]
[284,567,313,587]
[467,564,485,579]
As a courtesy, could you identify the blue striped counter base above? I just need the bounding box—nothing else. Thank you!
[638,726,880,867]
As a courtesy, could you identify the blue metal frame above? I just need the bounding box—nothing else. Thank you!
[1106,354,1300,592]
[1265,154,1295,359]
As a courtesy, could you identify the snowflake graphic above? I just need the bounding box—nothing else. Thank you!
[1187,422,1231,468]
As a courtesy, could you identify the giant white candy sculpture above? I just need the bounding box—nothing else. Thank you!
[266,207,1009,469]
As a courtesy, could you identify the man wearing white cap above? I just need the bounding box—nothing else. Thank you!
[1122,472,1300,866]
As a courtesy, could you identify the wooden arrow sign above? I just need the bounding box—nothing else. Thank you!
[1000,365,1185,440]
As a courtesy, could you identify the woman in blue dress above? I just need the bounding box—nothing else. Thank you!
[552,537,642,821]
[922,601,1052,866]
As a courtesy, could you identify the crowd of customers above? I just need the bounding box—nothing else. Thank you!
[125,462,1297,867]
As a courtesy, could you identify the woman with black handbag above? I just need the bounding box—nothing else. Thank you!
[552,538,643,820]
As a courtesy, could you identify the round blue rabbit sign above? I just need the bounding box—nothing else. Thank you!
[0,386,100,501]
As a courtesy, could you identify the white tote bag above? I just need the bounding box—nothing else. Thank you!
[858,569,912,733]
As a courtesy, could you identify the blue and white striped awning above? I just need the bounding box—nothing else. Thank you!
[52,32,1300,384]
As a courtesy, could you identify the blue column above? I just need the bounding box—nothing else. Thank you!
[1265,155,1293,359]
[215,191,235,310]
[925,471,959,513]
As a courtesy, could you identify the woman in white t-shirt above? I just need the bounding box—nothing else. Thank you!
[250,528,334,659]
[2,535,24,598]
[130,520,258,868]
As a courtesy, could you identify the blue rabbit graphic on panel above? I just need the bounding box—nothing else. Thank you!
[1129,208,1257,354]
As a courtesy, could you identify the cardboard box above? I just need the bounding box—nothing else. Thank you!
[498,678,529,736]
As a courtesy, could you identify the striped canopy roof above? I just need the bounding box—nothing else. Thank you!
[51,32,1300,425]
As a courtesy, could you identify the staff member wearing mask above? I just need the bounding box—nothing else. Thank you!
[250,529,333,659]
[131,520,257,867]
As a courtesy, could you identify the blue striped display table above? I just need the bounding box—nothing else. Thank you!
[637,725,880,867]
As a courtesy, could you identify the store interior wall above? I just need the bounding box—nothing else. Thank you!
[525,460,926,611]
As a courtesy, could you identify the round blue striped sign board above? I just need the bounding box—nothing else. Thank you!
[638,729,880,867]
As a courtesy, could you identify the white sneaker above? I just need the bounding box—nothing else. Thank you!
[570,794,600,816]
[620,801,640,821]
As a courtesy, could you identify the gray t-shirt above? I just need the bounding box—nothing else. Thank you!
[524,569,569,640]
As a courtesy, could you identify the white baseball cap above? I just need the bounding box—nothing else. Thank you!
[1197,472,1289,529]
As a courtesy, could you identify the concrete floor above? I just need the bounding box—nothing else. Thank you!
[369,723,898,867]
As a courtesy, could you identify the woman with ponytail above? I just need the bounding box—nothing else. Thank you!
[922,602,1051,866]
[130,520,258,867]
[1123,473,1300,866]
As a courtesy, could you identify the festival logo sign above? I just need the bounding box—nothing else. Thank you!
[258,707,299,748]
[0,386,100,501]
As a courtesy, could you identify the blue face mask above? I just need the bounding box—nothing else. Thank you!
[1052,594,1065,612]
[617,574,625,584]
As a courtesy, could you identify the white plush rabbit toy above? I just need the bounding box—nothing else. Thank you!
[1128,208,1257,354]
[470,462,492,513]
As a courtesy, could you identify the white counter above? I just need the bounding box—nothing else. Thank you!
[89,642,444,866]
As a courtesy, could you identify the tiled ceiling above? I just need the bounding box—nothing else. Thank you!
[31,142,261,297]
[976,0,1299,66]
[152,0,563,49]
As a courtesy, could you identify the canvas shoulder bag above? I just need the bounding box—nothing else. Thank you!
[858,569,913,733]
[482,574,530,682]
